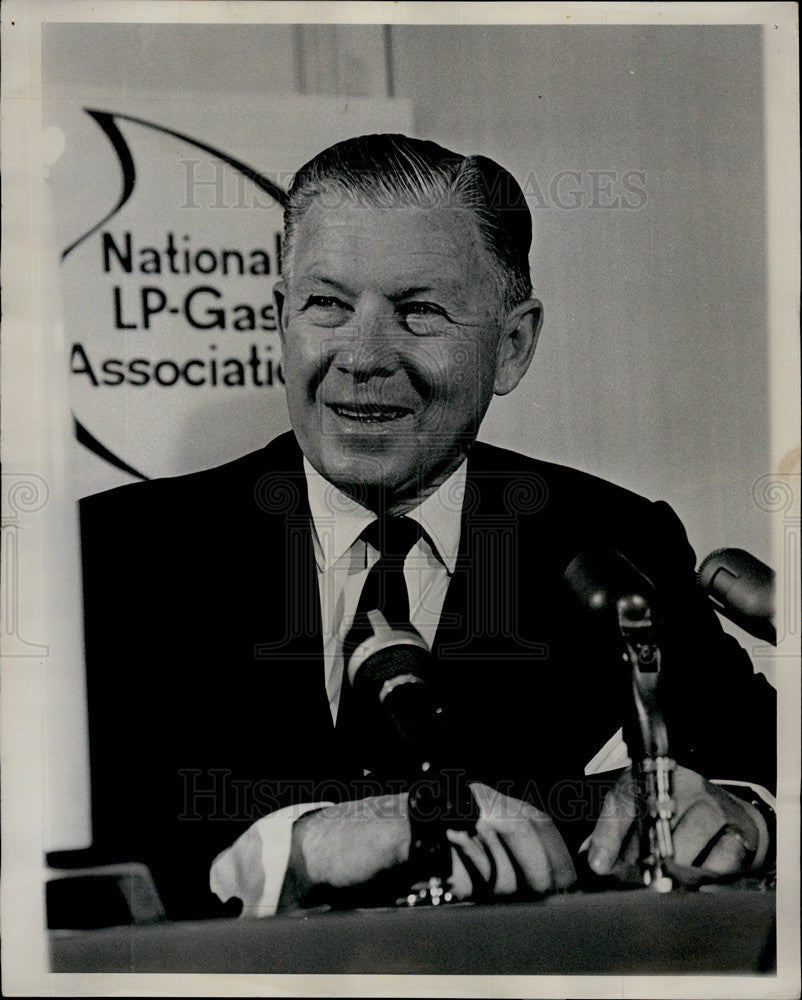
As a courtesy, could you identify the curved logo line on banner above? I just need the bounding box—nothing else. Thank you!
[62,111,136,261]
[74,416,149,481]
[64,109,289,480]
[63,108,289,260]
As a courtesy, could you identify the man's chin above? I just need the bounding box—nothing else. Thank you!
[303,432,471,511]
[304,438,423,503]
[320,458,413,507]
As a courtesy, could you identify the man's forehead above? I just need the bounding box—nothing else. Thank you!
[289,199,496,291]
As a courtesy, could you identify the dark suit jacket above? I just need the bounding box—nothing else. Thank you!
[77,431,775,919]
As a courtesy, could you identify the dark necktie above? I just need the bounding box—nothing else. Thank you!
[336,516,423,745]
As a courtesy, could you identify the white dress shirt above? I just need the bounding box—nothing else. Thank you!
[304,456,465,723]
[210,458,466,916]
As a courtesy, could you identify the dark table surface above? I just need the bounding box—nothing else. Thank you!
[50,886,775,975]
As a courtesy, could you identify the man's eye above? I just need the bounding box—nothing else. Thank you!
[300,295,352,325]
[303,295,349,311]
[397,302,450,335]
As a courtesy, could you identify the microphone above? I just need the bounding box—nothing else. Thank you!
[347,610,443,779]
[564,548,675,891]
[698,548,776,645]
[564,548,665,754]
[347,611,477,905]
[564,547,656,617]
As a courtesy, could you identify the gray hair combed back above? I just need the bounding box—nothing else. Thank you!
[283,133,533,309]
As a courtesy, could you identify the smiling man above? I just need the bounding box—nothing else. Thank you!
[79,134,775,922]
[275,142,541,516]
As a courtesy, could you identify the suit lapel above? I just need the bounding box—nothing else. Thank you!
[248,436,332,742]
[432,445,552,667]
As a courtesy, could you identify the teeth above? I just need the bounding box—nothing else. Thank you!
[332,405,408,422]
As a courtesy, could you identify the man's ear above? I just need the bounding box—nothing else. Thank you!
[273,280,288,345]
[493,298,544,396]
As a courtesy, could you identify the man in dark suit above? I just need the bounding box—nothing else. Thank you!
[80,134,775,921]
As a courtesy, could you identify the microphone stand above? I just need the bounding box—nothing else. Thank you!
[348,611,477,907]
[400,775,457,906]
[616,593,675,892]
[564,548,678,892]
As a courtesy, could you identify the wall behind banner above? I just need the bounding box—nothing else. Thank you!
[41,22,777,853]
[391,25,773,565]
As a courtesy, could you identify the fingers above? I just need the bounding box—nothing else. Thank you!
[448,823,556,898]
[446,829,501,899]
[479,791,576,893]
[490,814,555,895]
[585,766,765,884]
[671,798,728,867]
[448,784,576,898]
[474,827,517,894]
[525,813,577,890]
[672,797,757,874]
[587,773,637,875]
[700,829,755,875]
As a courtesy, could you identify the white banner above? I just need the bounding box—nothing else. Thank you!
[42,91,412,850]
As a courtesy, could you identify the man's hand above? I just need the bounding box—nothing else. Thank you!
[280,782,575,909]
[286,793,411,899]
[586,764,769,882]
[447,782,576,898]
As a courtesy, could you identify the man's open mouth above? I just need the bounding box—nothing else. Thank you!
[328,403,412,423]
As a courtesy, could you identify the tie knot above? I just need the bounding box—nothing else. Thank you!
[363,516,423,559]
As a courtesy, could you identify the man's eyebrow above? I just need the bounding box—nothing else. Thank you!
[298,279,450,302]
[299,274,356,297]
[387,286,436,303]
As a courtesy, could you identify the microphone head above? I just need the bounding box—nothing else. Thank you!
[564,548,656,615]
[347,610,430,689]
[345,610,441,779]
[698,548,775,643]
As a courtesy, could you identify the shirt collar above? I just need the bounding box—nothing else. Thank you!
[303,458,465,575]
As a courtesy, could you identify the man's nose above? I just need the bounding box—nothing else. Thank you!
[334,298,399,380]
